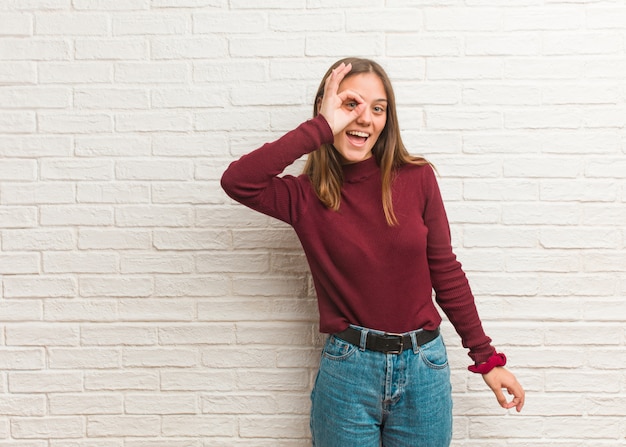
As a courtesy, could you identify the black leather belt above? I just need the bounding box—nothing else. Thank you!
[334,326,440,354]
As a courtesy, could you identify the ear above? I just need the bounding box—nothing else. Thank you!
[315,96,322,115]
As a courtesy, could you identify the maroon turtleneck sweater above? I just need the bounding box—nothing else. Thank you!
[221,115,495,363]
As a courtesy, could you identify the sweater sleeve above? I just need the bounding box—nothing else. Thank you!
[220,115,334,224]
[421,166,496,364]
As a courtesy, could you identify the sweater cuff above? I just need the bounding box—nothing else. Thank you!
[314,114,335,144]
[468,352,507,374]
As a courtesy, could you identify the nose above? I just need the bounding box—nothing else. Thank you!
[356,106,371,125]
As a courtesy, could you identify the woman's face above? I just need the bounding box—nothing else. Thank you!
[333,72,387,164]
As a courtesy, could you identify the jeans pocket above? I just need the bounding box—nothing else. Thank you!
[418,335,449,370]
[322,335,358,361]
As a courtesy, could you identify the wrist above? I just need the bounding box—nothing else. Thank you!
[468,352,507,374]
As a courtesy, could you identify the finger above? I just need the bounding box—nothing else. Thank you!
[337,89,365,107]
[324,62,352,96]
[508,384,525,412]
[491,387,509,409]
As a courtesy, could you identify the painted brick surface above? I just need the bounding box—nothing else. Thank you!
[0,2,625,446]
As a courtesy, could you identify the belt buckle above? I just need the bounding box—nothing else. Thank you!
[382,332,404,354]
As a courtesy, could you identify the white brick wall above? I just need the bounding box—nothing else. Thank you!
[0,1,625,445]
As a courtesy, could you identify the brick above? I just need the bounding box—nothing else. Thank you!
[84,371,159,391]
[115,112,192,132]
[44,299,118,322]
[115,160,193,180]
[2,182,74,204]
[48,348,120,369]
[77,183,150,204]
[72,0,149,10]
[153,229,230,250]
[541,228,620,249]
[229,36,304,58]
[0,349,45,370]
[154,275,229,297]
[125,394,197,414]
[43,252,118,274]
[151,182,220,204]
[120,253,193,273]
[504,7,584,30]
[0,135,71,156]
[5,324,79,346]
[158,324,236,345]
[153,0,224,6]
[0,111,36,133]
[115,206,193,227]
[74,136,151,157]
[428,58,503,80]
[202,393,278,414]
[87,416,160,437]
[271,11,340,32]
[81,325,157,346]
[0,395,45,416]
[0,13,33,36]
[39,62,113,83]
[0,253,40,274]
[74,88,150,109]
[38,113,112,133]
[465,34,540,56]
[194,11,267,33]
[36,13,108,35]
[117,299,195,322]
[0,159,36,180]
[161,415,236,437]
[306,35,382,57]
[160,370,236,391]
[49,394,123,415]
[115,62,188,83]
[41,159,113,180]
[78,229,151,250]
[347,9,422,32]
[195,109,270,132]
[0,39,69,60]
[112,14,189,35]
[122,348,199,368]
[40,205,114,226]
[0,62,36,84]
[151,37,227,59]
[3,276,76,298]
[195,60,267,83]
[152,134,228,156]
[9,371,83,393]
[11,417,85,439]
[0,86,70,108]
[2,229,75,250]
[80,276,153,297]
[505,57,585,80]
[151,87,227,108]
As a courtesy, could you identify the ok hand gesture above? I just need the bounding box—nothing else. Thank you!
[318,62,365,136]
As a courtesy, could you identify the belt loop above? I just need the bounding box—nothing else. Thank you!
[410,331,419,354]
[359,328,369,351]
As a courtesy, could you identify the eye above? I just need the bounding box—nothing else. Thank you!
[374,105,386,114]
[345,101,358,109]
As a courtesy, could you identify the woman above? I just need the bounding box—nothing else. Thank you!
[221,57,524,447]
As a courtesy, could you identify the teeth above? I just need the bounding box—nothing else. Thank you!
[347,131,369,138]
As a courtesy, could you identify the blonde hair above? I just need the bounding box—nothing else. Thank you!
[303,57,431,226]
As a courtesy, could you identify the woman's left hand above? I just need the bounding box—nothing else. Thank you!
[482,367,525,412]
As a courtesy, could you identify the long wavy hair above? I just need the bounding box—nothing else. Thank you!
[303,57,431,226]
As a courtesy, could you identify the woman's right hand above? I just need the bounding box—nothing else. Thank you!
[318,62,366,136]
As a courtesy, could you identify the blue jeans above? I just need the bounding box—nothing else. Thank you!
[310,327,453,447]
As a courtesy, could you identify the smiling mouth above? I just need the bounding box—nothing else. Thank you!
[346,130,370,146]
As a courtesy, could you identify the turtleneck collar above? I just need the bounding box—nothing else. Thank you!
[341,156,380,183]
